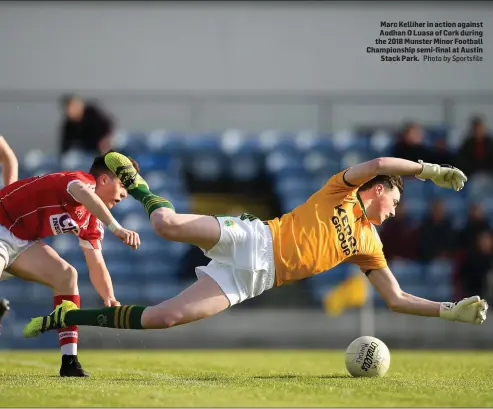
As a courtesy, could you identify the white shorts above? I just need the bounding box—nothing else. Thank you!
[195,215,275,306]
[0,224,37,281]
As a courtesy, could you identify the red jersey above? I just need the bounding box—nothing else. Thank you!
[0,171,104,250]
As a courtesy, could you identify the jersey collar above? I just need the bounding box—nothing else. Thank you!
[356,193,368,219]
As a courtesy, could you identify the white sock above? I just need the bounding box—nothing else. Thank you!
[61,343,77,356]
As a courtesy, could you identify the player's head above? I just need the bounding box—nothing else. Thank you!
[358,175,403,225]
[59,94,85,121]
[89,152,140,209]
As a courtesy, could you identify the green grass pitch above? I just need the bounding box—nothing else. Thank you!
[0,350,491,407]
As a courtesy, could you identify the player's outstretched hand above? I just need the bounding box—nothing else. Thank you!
[114,227,140,250]
[415,160,467,191]
[440,296,488,324]
[103,297,121,307]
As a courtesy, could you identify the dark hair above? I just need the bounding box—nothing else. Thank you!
[89,151,140,178]
[358,175,404,195]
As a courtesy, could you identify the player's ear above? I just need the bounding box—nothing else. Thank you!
[375,184,384,197]
[98,173,109,185]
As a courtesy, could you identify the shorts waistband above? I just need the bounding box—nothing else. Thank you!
[262,223,276,291]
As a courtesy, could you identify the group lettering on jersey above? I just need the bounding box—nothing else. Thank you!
[50,213,83,236]
[331,204,359,257]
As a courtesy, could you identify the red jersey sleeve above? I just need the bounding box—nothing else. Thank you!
[78,215,104,250]
[58,171,97,205]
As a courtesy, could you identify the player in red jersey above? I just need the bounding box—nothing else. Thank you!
[0,153,140,376]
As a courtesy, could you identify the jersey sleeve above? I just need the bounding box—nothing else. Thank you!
[349,250,388,274]
[59,171,96,205]
[317,169,360,204]
[78,216,104,250]
[348,225,388,273]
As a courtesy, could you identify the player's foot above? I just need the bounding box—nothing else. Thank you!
[104,152,149,191]
[0,298,10,331]
[59,355,89,377]
[23,300,78,338]
[0,298,10,322]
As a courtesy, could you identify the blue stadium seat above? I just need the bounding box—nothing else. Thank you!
[144,130,187,155]
[265,150,305,175]
[432,283,453,301]
[466,174,493,203]
[118,132,148,155]
[167,241,191,259]
[228,153,263,181]
[442,196,467,219]
[402,179,427,199]
[141,262,179,279]
[142,280,188,304]
[307,264,353,303]
[22,150,59,173]
[369,131,394,155]
[340,149,375,169]
[0,278,28,302]
[141,171,186,194]
[399,284,432,299]
[60,150,94,171]
[77,283,100,306]
[303,150,340,176]
[402,198,428,222]
[27,283,54,304]
[425,259,453,285]
[189,152,229,181]
[220,130,262,156]
[291,131,327,153]
[104,261,135,278]
[311,175,330,192]
[307,264,350,287]
[334,131,370,151]
[121,213,152,232]
[388,260,424,285]
[51,235,80,258]
[112,284,142,304]
[281,196,308,213]
[184,133,222,152]
[274,175,313,198]
[130,153,180,173]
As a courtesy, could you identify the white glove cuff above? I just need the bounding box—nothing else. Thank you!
[416,160,439,181]
[439,302,455,321]
[108,219,122,233]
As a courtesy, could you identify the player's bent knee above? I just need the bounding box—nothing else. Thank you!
[151,213,182,241]
[53,264,78,293]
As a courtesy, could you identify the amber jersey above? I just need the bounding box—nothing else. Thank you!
[266,170,388,286]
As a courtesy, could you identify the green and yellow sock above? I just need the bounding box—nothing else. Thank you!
[64,306,147,329]
[129,186,176,218]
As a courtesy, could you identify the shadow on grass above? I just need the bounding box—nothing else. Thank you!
[253,374,351,380]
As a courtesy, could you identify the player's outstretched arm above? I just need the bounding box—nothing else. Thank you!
[0,136,18,186]
[82,247,120,307]
[344,157,467,191]
[367,267,488,324]
[68,181,140,249]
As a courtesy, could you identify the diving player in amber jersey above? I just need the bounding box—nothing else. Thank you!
[24,154,488,339]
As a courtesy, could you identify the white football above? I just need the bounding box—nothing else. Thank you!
[345,336,391,378]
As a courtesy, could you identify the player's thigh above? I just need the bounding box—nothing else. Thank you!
[7,242,78,293]
[142,274,230,329]
[150,208,221,251]
[0,257,7,281]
